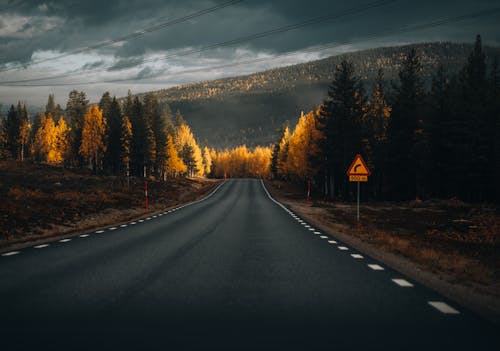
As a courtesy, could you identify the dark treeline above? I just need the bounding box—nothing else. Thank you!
[0,91,202,179]
[271,36,500,203]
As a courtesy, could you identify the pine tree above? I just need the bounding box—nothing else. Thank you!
[5,104,20,159]
[180,143,197,177]
[79,105,107,173]
[129,96,147,177]
[46,94,56,116]
[66,90,89,167]
[362,69,391,198]
[317,60,364,199]
[387,49,425,200]
[102,96,122,174]
[120,116,133,178]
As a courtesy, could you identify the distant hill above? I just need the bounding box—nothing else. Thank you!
[128,42,500,149]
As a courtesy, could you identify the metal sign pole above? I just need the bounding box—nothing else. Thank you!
[357,181,360,222]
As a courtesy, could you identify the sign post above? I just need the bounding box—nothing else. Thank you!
[347,154,370,222]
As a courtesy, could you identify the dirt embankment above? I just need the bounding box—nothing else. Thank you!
[266,180,500,324]
[0,161,221,250]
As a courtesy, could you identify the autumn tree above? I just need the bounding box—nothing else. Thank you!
[202,146,213,176]
[165,135,186,177]
[180,143,198,177]
[79,105,107,172]
[33,113,56,162]
[175,120,204,176]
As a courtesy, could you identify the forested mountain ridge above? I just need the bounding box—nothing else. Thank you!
[127,42,500,148]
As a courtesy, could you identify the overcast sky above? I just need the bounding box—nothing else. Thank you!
[0,0,499,108]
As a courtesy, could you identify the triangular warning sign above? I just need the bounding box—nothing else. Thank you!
[347,154,371,176]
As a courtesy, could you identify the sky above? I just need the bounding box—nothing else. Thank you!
[0,0,499,108]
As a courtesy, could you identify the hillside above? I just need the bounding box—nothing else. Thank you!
[130,42,500,148]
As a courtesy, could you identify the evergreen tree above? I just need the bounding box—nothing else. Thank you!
[129,96,147,177]
[66,90,89,167]
[317,60,364,199]
[387,49,425,200]
[5,104,20,159]
[180,143,197,177]
[120,116,133,178]
[362,69,391,198]
[46,94,56,116]
[102,96,122,174]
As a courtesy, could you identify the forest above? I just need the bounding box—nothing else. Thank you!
[0,36,499,203]
[271,35,500,203]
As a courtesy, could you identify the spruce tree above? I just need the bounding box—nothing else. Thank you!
[66,90,89,167]
[387,49,425,200]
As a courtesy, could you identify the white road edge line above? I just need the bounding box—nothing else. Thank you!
[109,227,117,230]
[338,246,349,250]
[95,230,105,234]
[428,301,460,314]
[351,254,363,259]
[59,239,71,243]
[392,279,414,287]
[120,224,127,227]
[320,236,328,239]
[80,234,90,238]
[328,240,337,244]
[34,244,49,249]
[368,264,384,270]
[2,251,20,256]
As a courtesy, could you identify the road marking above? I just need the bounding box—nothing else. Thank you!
[313,231,321,234]
[428,301,460,314]
[146,218,151,220]
[95,230,104,234]
[138,219,144,222]
[351,254,364,259]
[308,228,315,231]
[59,239,71,243]
[153,215,157,218]
[120,224,127,228]
[328,240,337,244]
[392,279,414,287]
[320,236,328,239]
[159,214,163,216]
[80,234,90,238]
[109,227,117,231]
[368,264,384,270]
[304,225,311,228]
[34,244,49,249]
[2,251,20,256]
[338,246,349,250]
[130,222,137,225]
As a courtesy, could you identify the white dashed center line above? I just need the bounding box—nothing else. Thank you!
[95,230,104,234]
[338,246,349,250]
[392,279,414,287]
[2,251,20,256]
[328,240,337,244]
[59,239,71,243]
[368,264,384,270]
[34,244,49,249]
[80,234,90,238]
[428,301,460,314]
[351,254,364,259]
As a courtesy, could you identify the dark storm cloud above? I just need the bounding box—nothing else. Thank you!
[1,0,498,67]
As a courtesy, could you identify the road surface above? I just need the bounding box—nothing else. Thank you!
[0,179,497,350]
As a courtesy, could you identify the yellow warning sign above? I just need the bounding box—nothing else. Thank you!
[347,154,370,182]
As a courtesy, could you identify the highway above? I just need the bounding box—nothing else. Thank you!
[0,179,497,350]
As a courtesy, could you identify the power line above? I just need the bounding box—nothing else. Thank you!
[4,7,499,87]
[0,0,243,73]
[0,0,396,84]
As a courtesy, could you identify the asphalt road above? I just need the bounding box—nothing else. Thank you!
[0,179,498,350]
